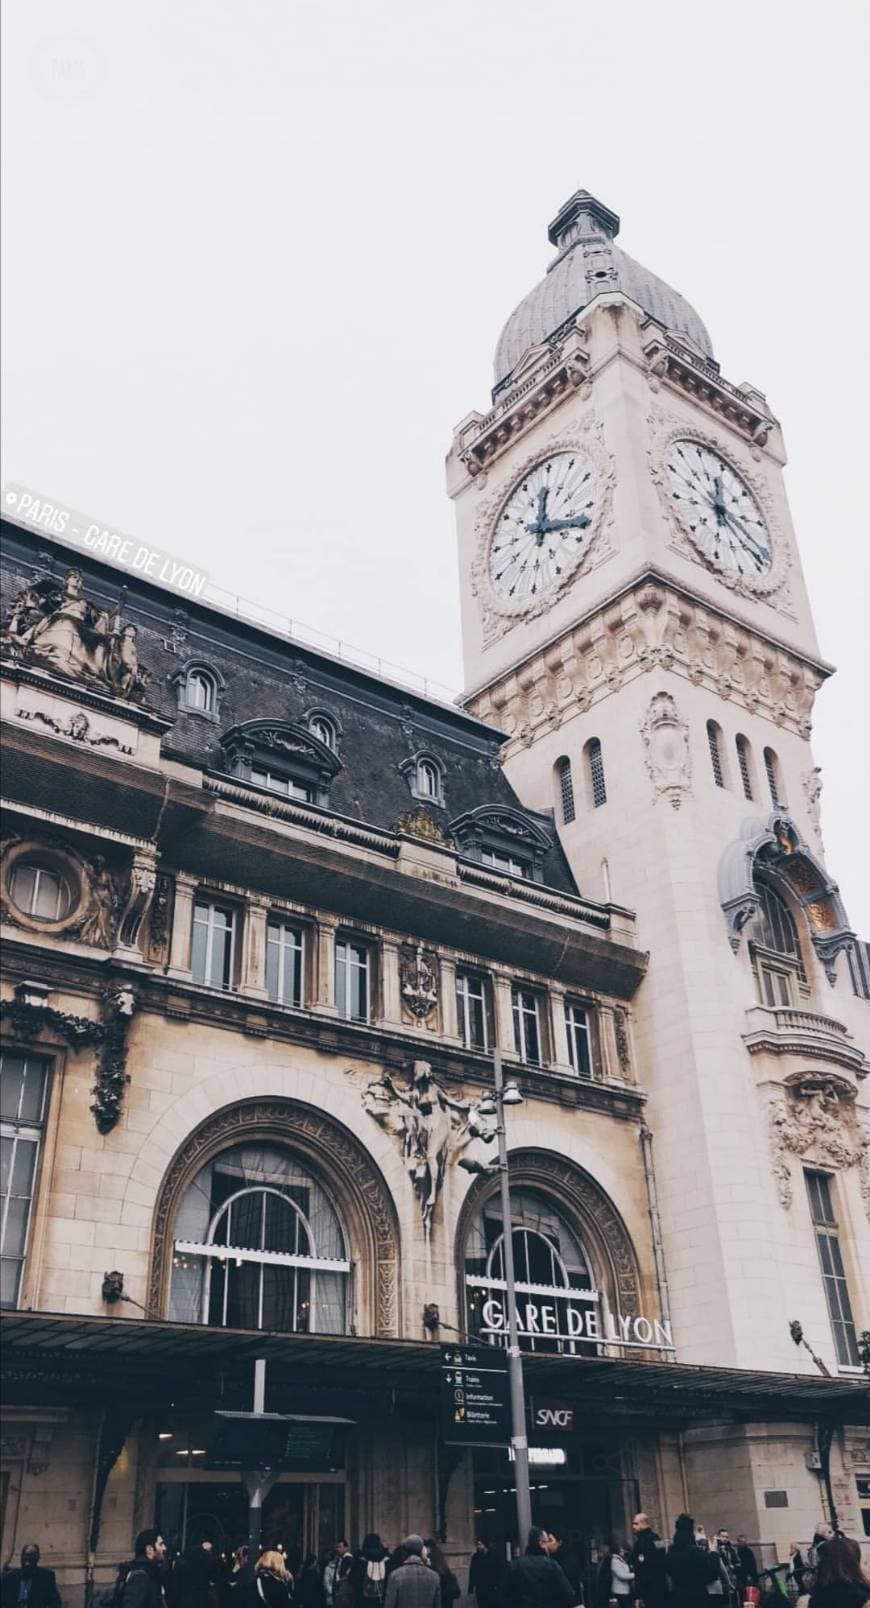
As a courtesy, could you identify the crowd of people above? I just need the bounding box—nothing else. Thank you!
[2,1518,867,1608]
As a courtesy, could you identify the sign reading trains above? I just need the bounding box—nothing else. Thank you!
[440,1344,510,1447]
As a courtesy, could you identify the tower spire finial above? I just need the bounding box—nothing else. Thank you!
[547,190,620,250]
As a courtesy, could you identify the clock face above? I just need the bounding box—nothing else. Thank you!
[666,440,771,577]
[488,451,598,603]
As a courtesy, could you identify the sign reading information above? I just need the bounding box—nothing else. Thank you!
[440,1344,510,1448]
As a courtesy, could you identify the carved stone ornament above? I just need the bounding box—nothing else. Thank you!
[717,812,853,974]
[802,767,825,851]
[646,407,792,609]
[0,978,136,1134]
[117,852,159,948]
[148,1098,401,1335]
[13,705,134,755]
[768,1073,870,1218]
[399,944,439,1020]
[362,1060,496,1237]
[393,805,450,844]
[470,416,616,646]
[0,836,124,949]
[0,568,152,701]
[639,690,692,809]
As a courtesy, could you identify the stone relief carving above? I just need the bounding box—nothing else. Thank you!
[147,873,173,957]
[117,853,159,948]
[399,944,439,1020]
[1,568,151,701]
[14,705,135,755]
[393,805,450,844]
[0,978,136,1134]
[803,767,825,851]
[148,1099,401,1335]
[362,1060,496,1236]
[469,416,616,647]
[0,837,124,950]
[639,690,692,809]
[768,1074,870,1217]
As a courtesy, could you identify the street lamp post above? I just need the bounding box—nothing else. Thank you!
[492,1050,533,1548]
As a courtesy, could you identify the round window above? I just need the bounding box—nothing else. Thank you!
[8,860,73,922]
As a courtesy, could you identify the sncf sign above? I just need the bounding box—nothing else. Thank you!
[532,1400,574,1434]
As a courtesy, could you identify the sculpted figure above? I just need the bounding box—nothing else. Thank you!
[363,1060,495,1235]
[1,570,151,701]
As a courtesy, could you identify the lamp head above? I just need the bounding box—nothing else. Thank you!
[458,1157,498,1177]
[502,1081,524,1106]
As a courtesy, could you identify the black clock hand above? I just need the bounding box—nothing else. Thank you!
[711,476,729,525]
[723,509,768,561]
[539,513,591,534]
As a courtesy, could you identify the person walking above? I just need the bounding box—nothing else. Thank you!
[175,1541,219,1608]
[468,1541,501,1608]
[611,1548,635,1602]
[245,1553,294,1608]
[500,1527,576,1607]
[667,1516,717,1608]
[788,1547,810,1599]
[596,1547,614,1608]
[422,1543,459,1608]
[735,1541,758,1602]
[323,1545,353,1608]
[383,1538,439,1608]
[632,1516,670,1608]
[1,1546,61,1608]
[351,1537,389,1606]
[544,1535,583,1604]
[807,1537,869,1608]
[295,1557,324,1608]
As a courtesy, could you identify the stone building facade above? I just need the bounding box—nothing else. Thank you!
[1,187,869,1598]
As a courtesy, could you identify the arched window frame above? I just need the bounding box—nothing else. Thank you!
[748,877,808,1007]
[555,756,576,824]
[221,720,342,808]
[304,709,340,753]
[584,737,607,809]
[170,660,225,722]
[735,733,755,801]
[763,746,786,808]
[399,751,446,809]
[706,720,728,789]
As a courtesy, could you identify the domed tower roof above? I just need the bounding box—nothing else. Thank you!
[494,189,715,389]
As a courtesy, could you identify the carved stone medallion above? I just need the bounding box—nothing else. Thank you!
[639,690,692,809]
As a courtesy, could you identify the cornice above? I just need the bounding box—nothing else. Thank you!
[0,949,646,1122]
[1,661,172,735]
[463,567,833,752]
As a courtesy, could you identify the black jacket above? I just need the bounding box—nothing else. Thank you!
[468,1552,502,1606]
[632,1530,670,1603]
[122,1562,165,1608]
[243,1577,294,1608]
[501,1552,576,1608]
[809,1587,870,1608]
[736,1550,758,1589]
[666,1543,716,1608]
[1,1570,62,1608]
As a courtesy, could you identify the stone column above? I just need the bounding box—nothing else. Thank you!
[548,983,574,1074]
[243,898,269,999]
[596,1004,619,1082]
[314,915,338,1015]
[380,938,401,1027]
[167,871,197,979]
[492,972,518,1059]
[439,957,461,1043]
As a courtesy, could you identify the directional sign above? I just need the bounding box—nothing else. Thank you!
[440,1343,510,1447]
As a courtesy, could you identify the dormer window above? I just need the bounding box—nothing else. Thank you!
[171,661,225,722]
[399,752,446,808]
[220,721,342,809]
[451,805,551,885]
[307,711,338,752]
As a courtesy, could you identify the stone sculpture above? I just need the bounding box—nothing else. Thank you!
[363,1060,496,1235]
[1,568,151,702]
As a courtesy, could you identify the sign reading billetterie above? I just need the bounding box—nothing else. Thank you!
[3,484,209,600]
[440,1344,510,1448]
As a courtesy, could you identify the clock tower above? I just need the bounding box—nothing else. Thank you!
[447,189,868,1438]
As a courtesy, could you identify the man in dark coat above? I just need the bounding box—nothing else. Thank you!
[735,1539,758,1600]
[632,1514,671,1608]
[501,1529,576,1608]
[467,1542,502,1608]
[667,1516,718,1608]
[1,1546,61,1608]
[121,1532,168,1608]
[173,1542,218,1608]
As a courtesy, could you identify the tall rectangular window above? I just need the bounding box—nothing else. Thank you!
[1,1052,49,1309]
[735,735,754,800]
[805,1171,860,1368]
[512,986,541,1066]
[564,1001,593,1078]
[191,899,236,989]
[335,938,370,1021]
[587,739,607,808]
[456,970,489,1051]
[266,920,304,1006]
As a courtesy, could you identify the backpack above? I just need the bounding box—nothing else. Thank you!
[362,1560,386,1601]
[93,1562,140,1608]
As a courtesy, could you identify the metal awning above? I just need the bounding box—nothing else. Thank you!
[2,1309,867,1424]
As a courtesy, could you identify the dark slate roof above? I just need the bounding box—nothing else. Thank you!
[0,519,580,896]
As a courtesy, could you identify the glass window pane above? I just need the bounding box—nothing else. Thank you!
[0,1056,26,1122]
[2,1197,30,1258]
[18,1061,48,1123]
[10,1139,37,1198]
[0,1136,13,1194]
[1,1258,22,1308]
[191,907,209,984]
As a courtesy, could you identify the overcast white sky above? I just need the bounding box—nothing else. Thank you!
[2,0,868,930]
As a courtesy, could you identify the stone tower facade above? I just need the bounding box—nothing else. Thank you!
[448,190,869,1527]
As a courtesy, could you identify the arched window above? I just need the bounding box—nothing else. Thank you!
[735,734,754,800]
[308,713,337,751]
[750,879,804,1006]
[417,758,440,799]
[763,747,786,807]
[169,1143,349,1334]
[186,670,216,714]
[8,860,72,922]
[555,757,575,824]
[464,1190,597,1355]
[401,752,445,807]
[706,721,726,789]
[585,738,607,808]
[172,662,224,720]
